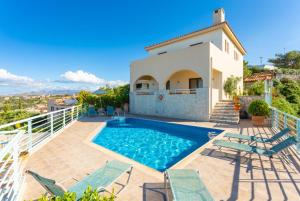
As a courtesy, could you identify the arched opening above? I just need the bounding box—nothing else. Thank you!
[134,75,159,94]
[165,70,203,94]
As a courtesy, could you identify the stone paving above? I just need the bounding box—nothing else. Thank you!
[21,115,300,201]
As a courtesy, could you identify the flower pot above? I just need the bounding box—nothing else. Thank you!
[234,104,241,111]
[19,151,29,161]
[251,116,265,126]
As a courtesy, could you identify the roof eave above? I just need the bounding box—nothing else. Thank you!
[145,21,246,55]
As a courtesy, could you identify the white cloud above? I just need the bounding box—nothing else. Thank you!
[107,80,128,87]
[0,68,34,84]
[60,70,128,87]
[0,68,128,95]
[60,70,105,84]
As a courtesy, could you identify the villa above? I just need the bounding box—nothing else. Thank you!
[130,8,246,122]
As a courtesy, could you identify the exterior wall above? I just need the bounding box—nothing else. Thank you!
[131,42,211,92]
[221,31,243,60]
[130,88,210,121]
[211,88,220,108]
[209,41,243,100]
[147,30,223,56]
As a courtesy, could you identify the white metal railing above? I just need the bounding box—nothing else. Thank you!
[172,89,196,94]
[0,105,83,201]
[0,130,23,201]
[270,106,300,153]
[135,90,156,95]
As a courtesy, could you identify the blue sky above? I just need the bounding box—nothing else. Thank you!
[0,0,300,95]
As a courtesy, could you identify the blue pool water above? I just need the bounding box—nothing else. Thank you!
[92,118,223,172]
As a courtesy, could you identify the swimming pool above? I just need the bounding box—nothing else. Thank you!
[92,118,223,172]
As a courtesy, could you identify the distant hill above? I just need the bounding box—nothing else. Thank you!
[10,89,82,96]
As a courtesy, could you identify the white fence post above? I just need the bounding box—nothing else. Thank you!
[297,120,300,154]
[28,120,32,151]
[275,110,278,129]
[63,110,66,128]
[72,106,74,120]
[12,138,19,192]
[76,106,79,119]
[284,113,287,128]
[50,113,54,135]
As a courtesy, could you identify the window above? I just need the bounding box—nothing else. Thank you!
[158,51,167,55]
[136,83,142,89]
[189,78,203,89]
[190,42,203,47]
[136,83,149,90]
[224,40,229,53]
[234,50,239,61]
[166,80,170,90]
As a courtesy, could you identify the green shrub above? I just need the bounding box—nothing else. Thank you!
[248,100,270,116]
[247,81,264,96]
[272,97,297,116]
[79,84,129,109]
[35,186,115,201]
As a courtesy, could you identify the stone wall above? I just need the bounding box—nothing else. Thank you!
[239,95,263,112]
[130,88,210,121]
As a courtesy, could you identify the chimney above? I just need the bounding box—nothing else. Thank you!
[213,8,225,25]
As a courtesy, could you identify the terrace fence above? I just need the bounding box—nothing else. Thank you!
[270,107,300,154]
[0,105,83,201]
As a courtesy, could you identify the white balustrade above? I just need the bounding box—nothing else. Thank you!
[0,105,83,201]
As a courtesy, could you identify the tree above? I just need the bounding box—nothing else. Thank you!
[223,76,241,98]
[243,60,252,77]
[77,90,91,104]
[3,101,12,113]
[247,81,264,96]
[268,50,300,69]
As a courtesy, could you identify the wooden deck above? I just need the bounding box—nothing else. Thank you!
[21,116,300,201]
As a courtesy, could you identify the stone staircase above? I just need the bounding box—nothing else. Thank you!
[210,100,239,124]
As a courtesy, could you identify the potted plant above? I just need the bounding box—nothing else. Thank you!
[233,93,239,104]
[234,102,241,111]
[248,100,270,126]
[223,76,241,99]
[19,151,29,161]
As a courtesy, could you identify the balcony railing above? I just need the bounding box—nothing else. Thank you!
[270,106,300,153]
[0,105,83,201]
[169,89,197,94]
[135,90,156,95]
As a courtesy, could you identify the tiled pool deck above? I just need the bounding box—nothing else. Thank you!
[21,115,300,200]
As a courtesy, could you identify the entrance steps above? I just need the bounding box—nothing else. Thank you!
[210,100,239,124]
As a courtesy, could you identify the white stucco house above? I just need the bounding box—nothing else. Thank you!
[130,8,246,121]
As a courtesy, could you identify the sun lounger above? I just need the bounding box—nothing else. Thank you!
[106,106,115,116]
[26,160,133,199]
[164,169,214,201]
[213,136,297,158]
[88,105,97,117]
[224,128,290,143]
